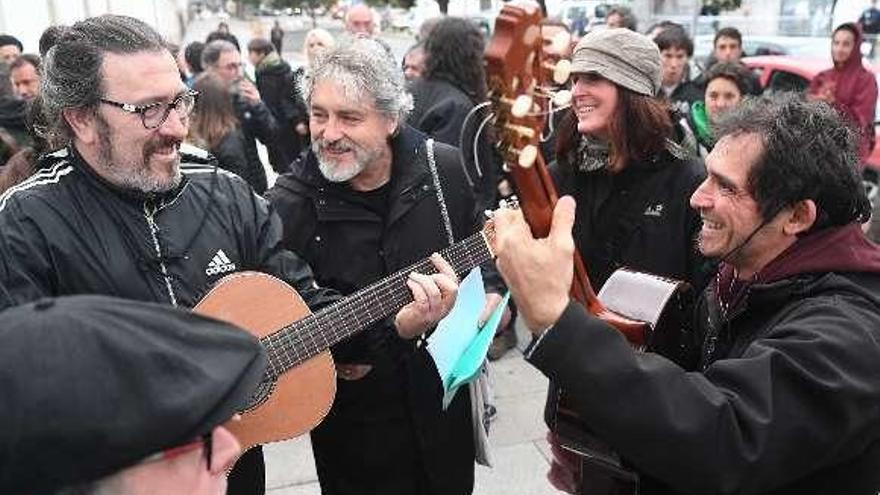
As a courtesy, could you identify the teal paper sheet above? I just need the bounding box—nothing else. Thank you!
[426,267,511,409]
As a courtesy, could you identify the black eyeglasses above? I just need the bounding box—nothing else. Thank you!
[99,90,199,130]
[138,431,214,470]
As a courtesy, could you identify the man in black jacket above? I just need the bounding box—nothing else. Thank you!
[266,38,504,495]
[493,94,880,494]
[0,15,458,495]
[247,37,308,173]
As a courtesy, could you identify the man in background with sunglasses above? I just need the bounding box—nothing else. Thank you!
[0,295,267,494]
[0,14,459,495]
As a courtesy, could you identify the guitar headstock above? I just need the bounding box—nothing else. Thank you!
[484,2,572,172]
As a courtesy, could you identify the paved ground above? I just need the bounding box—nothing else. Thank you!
[185,16,559,494]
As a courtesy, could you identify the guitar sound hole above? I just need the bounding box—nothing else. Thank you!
[241,373,276,412]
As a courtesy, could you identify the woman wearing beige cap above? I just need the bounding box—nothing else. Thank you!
[545,28,710,488]
[551,28,708,292]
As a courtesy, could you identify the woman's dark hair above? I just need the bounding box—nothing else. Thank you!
[423,16,487,101]
[715,93,871,228]
[557,85,674,172]
[702,62,752,97]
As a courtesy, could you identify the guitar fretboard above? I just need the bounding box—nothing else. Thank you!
[260,229,494,376]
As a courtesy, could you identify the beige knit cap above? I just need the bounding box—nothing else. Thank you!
[570,28,662,97]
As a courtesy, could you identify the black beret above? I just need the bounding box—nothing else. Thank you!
[0,295,267,493]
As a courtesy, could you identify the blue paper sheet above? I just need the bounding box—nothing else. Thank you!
[427,267,510,409]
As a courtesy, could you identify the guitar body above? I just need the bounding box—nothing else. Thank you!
[193,271,336,452]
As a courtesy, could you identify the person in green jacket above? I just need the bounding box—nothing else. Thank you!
[691,62,753,155]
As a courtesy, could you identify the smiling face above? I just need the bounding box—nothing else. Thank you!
[308,79,396,190]
[689,133,793,276]
[571,73,619,138]
[67,50,189,193]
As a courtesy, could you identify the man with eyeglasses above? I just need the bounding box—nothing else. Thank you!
[202,38,280,182]
[0,14,459,495]
[0,295,266,494]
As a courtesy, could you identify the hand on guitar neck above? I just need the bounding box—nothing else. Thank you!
[394,252,460,339]
[493,196,577,332]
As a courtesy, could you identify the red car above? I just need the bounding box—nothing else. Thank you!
[742,55,880,174]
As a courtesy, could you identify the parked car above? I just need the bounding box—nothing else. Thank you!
[742,55,880,174]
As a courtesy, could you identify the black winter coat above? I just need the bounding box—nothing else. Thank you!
[0,144,340,495]
[234,92,279,177]
[255,57,308,173]
[528,256,880,495]
[266,125,485,495]
[0,144,335,310]
[552,146,708,292]
[211,127,268,193]
[408,78,498,213]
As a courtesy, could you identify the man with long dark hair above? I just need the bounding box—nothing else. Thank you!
[0,15,458,495]
[494,94,880,494]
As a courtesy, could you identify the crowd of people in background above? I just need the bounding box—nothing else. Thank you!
[0,3,879,495]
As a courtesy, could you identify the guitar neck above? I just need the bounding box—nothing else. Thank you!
[262,229,495,373]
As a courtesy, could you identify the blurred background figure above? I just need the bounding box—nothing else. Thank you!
[183,40,205,86]
[605,5,637,31]
[655,25,701,117]
[270,19,284,54]
[0,34,21,63]
[690,62,752,155]
[408,16,496,213]
[248,37,308,172]
[0,63,30,167]
[9,54,40,102]
[302,27,335,68]
[189,72,268,192]
[809,22,879,166]
[201,39,277,192]
[206,20,240,51]
[402,42,425,81]
[345,4,376,38]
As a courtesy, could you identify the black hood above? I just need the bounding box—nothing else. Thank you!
[0,96,27,130]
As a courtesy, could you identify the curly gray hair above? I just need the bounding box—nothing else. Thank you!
[302,37,412,126]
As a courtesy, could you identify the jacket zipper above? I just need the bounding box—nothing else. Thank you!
[144,200,179,307]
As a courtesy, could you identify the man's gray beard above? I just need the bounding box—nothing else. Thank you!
[96,118,182,193]
[312,139,375,183]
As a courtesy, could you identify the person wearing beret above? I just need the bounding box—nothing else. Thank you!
[542,28,710,489]
[0,295,265,494]
[0,15,459,495]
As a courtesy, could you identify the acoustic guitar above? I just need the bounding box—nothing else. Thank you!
[485,4,690,493]
[193,221,498,453]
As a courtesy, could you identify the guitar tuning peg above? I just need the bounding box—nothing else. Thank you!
[553,89,572,107]
[517,144,538,169]
[553,59,572,85]
[498,196,520,211]
[511,95,533,118]
[550,31,572,54]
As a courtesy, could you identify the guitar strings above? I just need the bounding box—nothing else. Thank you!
[262,233,495,373]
